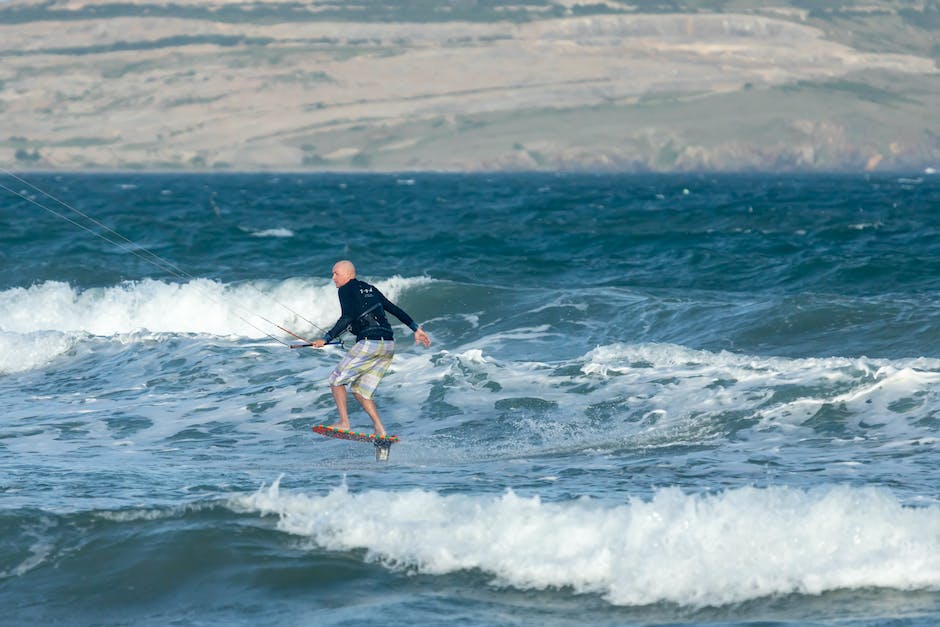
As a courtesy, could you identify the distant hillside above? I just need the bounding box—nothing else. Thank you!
[1,0,938,172]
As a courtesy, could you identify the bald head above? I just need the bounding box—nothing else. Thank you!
[331,260,356,287]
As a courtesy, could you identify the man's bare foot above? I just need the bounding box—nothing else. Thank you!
[329,422,350,431]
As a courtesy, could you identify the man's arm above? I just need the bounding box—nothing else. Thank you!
[377,290,431,347]
[378,291,417,331]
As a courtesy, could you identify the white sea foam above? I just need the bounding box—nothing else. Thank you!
[0,538,53,580]
[0,330,77,374]
[390,341,940,459]
[577,342,940,435]
[0,276,430,338]
[0,276,430,374]
[234,479,940,608]
[247,227,294,238]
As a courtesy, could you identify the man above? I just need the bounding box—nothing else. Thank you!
[312,260,430,437]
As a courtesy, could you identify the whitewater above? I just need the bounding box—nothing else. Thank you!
[2,172,939,625]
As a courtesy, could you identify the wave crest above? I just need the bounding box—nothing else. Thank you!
[0,277,430,338]
[234,480,940,608]
[0,277,430,373]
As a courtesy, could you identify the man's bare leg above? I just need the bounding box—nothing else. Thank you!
[329,385,351,430]
[354,393,386,438]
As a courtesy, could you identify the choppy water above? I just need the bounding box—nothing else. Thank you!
[2,172,939,625]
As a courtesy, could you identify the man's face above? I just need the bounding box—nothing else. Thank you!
[332,264,352,287]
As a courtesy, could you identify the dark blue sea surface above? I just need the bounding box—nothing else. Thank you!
[2,172,940,625]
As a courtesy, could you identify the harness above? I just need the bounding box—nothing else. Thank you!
[349,302,393,340]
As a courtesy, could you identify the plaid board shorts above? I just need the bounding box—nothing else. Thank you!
[328,339,395,399]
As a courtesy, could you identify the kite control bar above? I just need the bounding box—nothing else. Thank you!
[289,340,344,349]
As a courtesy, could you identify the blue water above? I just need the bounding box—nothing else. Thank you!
[2,172,940,625]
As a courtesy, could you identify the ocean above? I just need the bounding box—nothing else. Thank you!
[1,171,939,625]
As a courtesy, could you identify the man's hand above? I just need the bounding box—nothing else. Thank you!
[311,339,327,348]
[414,328,431,348]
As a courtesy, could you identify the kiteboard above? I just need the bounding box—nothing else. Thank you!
[312,424,399,461]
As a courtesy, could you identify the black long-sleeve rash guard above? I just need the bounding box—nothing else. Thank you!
[322,278,419,343]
